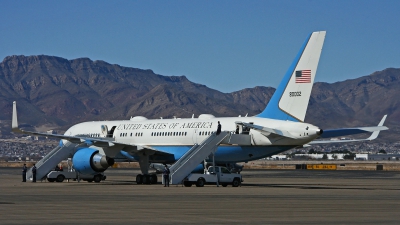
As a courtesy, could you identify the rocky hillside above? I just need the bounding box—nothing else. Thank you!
[0,55,398,141]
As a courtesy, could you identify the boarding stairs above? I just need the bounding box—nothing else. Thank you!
[26,141,78,181]
[169,131,230,185]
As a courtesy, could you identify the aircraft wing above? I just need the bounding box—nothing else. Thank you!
[13,127,174,156]
[235,121,298,139]
[11,101,174,157]
[307,115,388,145]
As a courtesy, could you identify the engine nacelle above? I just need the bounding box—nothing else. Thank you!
[72,148,114,175]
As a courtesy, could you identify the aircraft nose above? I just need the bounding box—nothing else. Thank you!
[317,129,324,135]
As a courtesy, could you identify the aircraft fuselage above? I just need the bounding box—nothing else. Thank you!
[64,115,321,162]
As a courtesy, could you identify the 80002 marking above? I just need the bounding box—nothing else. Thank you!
[289,91,301,97]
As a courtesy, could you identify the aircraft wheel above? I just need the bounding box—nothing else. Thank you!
[142,175,150,184]
[136,174,143,184]
[150,174,157,184]
[47,178,55,182]
[196,178,205,187]
[222,183,228,187]
[56,175,65,183]
[147,175,154,185]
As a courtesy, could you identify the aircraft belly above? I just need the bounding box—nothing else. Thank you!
[213,146,295,162]
[152,145,296,163]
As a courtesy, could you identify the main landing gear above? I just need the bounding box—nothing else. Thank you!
[136,174,158,184]
[136,152,158,184]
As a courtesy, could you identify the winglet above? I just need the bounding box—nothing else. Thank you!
[12,101,21,133]
[367,115,387,140]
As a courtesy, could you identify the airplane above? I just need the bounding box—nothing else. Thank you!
[11,31,388,184]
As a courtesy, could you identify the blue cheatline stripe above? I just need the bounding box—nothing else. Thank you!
[153,145,296,163]
[256,32,312,121]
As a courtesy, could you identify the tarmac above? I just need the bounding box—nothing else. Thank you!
[1,167,400,224]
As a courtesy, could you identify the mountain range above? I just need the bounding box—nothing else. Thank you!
[0,55,398,142]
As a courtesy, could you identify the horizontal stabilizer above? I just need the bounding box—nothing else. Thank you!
[310,115,388,145]
[320,115,388,139]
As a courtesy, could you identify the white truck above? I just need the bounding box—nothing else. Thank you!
[47,171,106,183]
[183,166,242,187]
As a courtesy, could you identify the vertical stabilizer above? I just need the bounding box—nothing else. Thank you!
[257,31,326,122]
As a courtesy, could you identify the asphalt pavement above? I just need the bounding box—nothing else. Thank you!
[1,168,400,224]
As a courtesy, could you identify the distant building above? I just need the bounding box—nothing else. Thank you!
[368,154,400,161]
[21,136,32,140]
[269,155,288,160]
[34,136,46,141]
[355,154,368,161]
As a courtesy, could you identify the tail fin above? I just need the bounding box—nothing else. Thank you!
[257,31,326,122]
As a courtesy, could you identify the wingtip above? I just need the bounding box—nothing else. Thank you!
[378,115,387,126]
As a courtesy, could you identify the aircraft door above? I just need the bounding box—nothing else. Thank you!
[192,129,198,144]
[100,125,108,137]
[108,126,117,138]
[236,124,243,134]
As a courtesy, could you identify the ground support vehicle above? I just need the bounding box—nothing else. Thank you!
[47,171,106,183]
[183,166,242,187]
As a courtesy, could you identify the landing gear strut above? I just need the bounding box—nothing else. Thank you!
[136,174,157,184]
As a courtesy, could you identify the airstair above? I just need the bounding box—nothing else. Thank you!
[169,131,230,185]
[26,141,78,181]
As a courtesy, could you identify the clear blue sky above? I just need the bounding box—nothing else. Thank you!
[1,0,399,93]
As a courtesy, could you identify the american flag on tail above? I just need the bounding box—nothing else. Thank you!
[295,70,311,83]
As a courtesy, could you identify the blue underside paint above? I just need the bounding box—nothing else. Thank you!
[256,32,312,121]
[119,150,136,161]
[154,145,296,163]
[320,129,369,139]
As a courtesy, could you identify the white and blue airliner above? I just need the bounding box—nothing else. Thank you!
[12,31,388,183]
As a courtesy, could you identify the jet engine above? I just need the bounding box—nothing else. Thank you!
[72,148,114,175]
